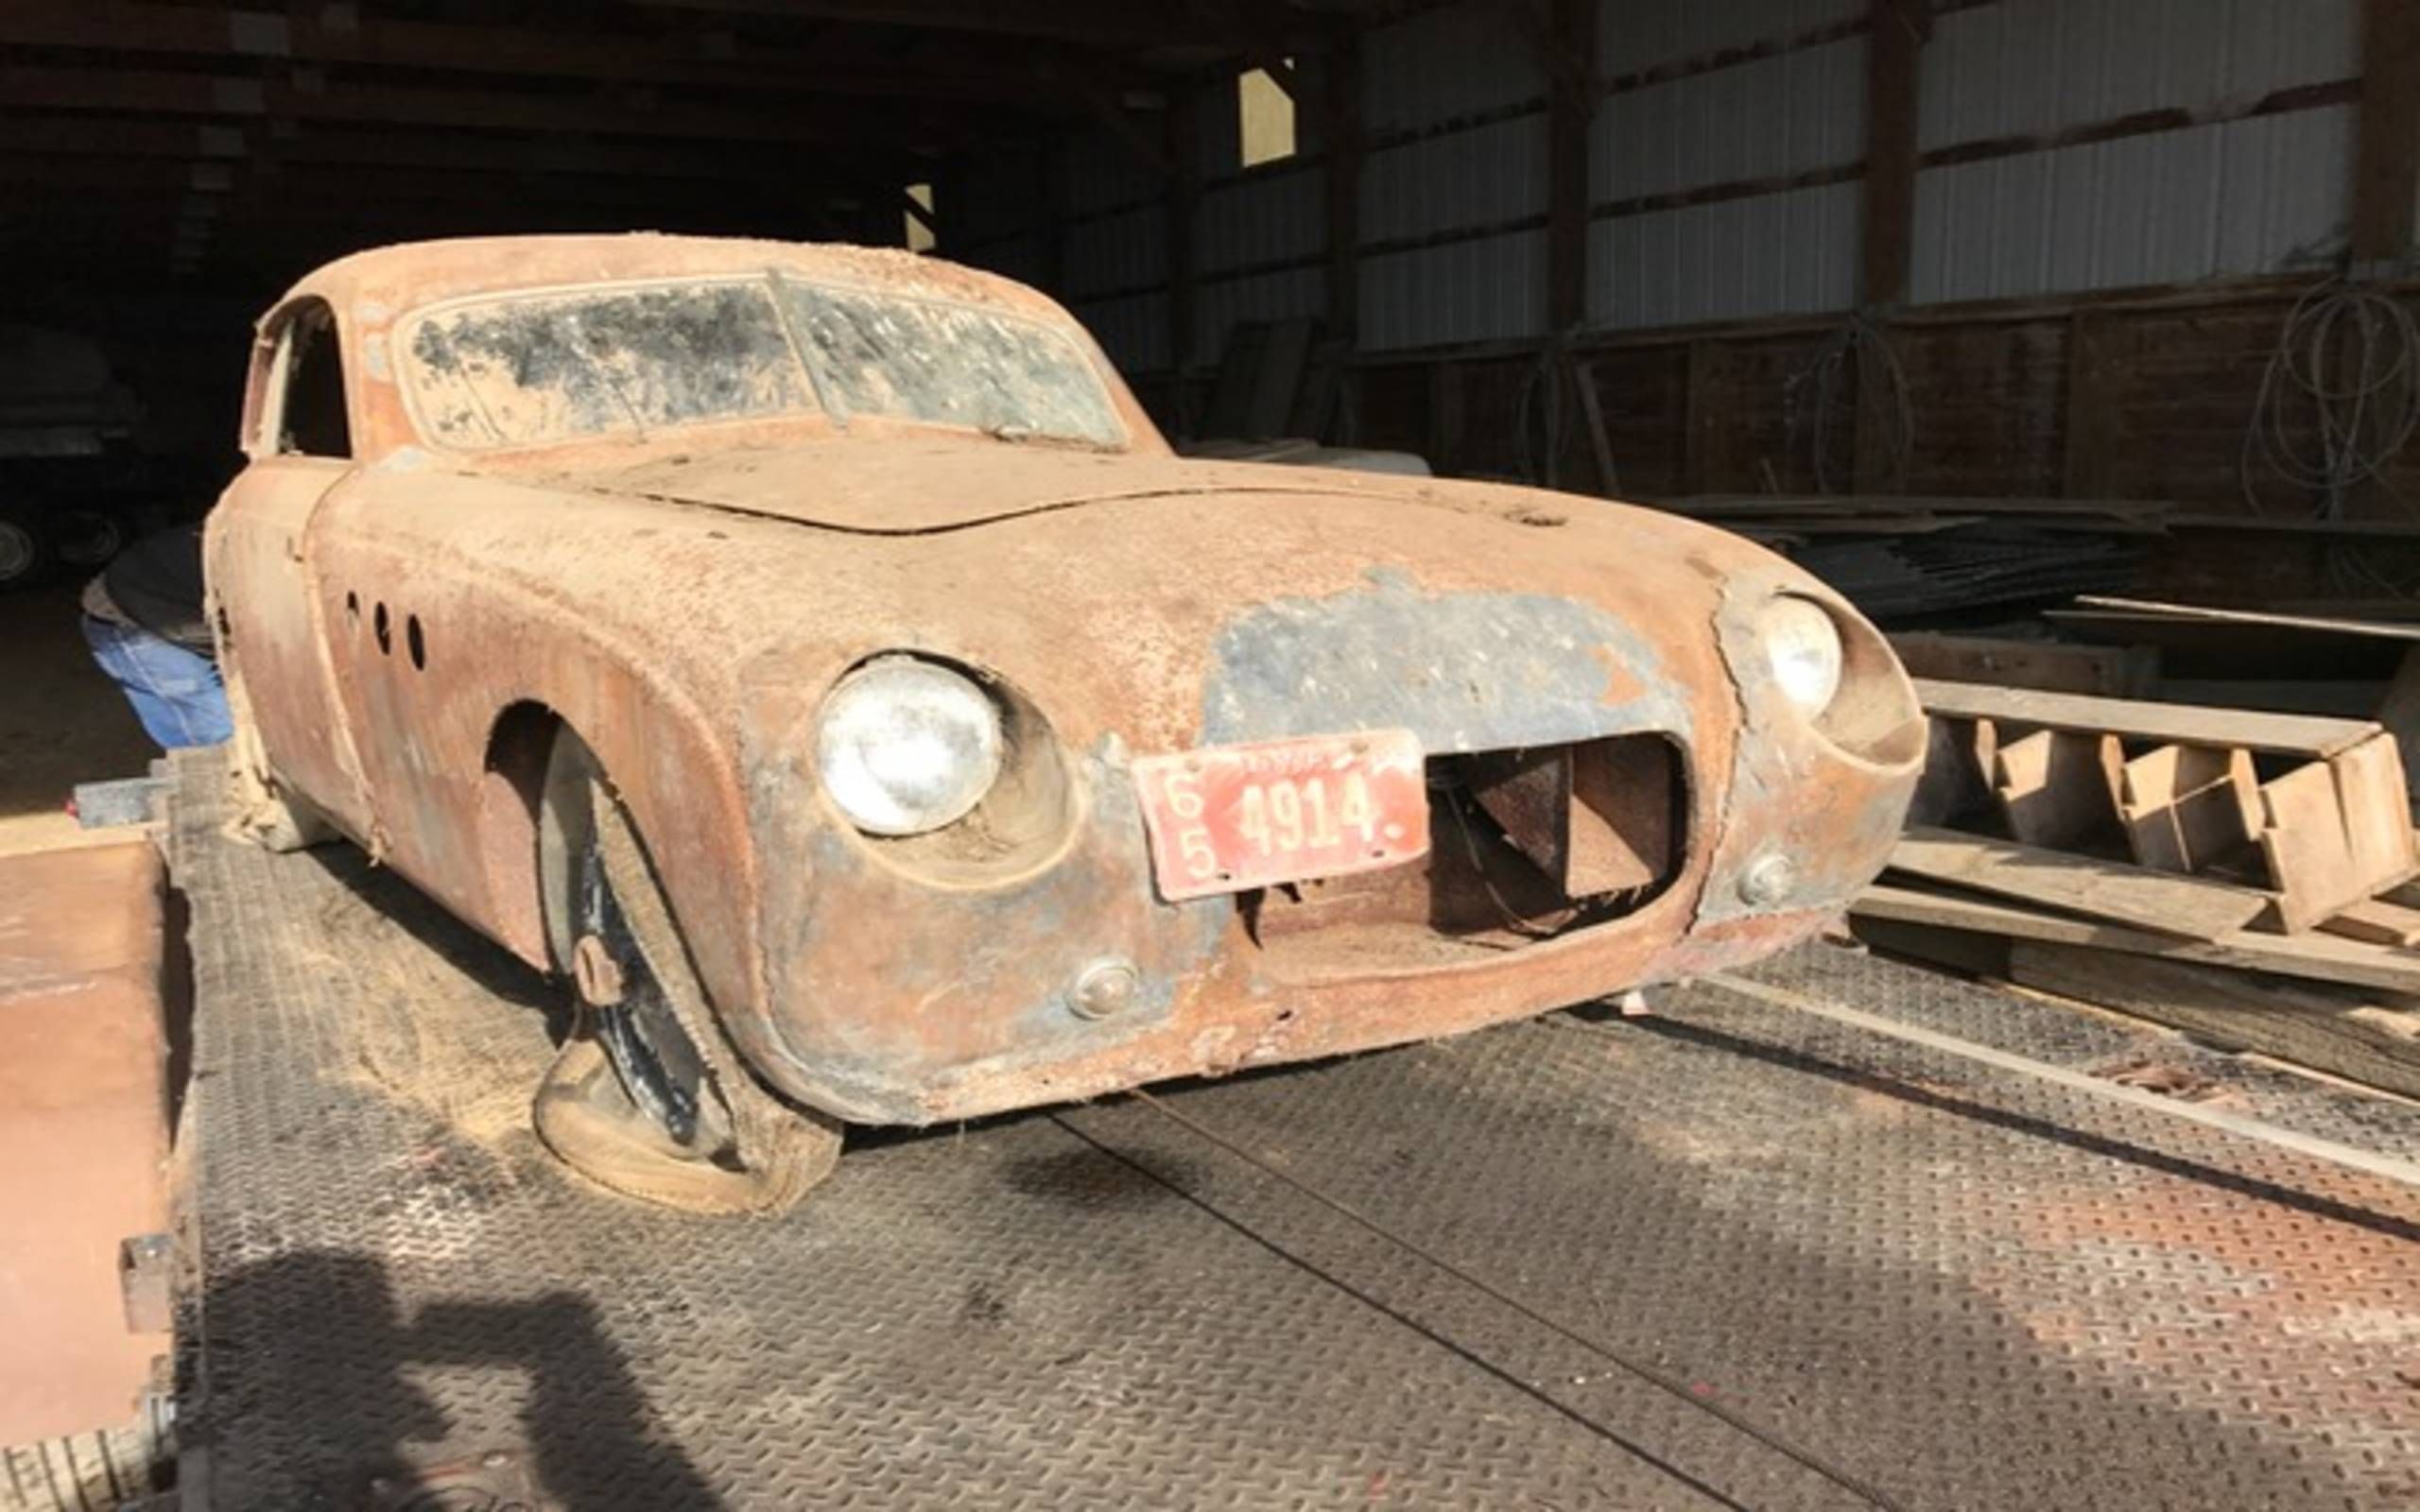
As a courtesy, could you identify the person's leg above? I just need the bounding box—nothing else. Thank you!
[81,614,233,749]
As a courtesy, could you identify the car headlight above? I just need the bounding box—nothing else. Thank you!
[1760,596,1843,715]
[816,656,1005,836]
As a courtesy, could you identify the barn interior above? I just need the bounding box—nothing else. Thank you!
[4,3,2420,1509]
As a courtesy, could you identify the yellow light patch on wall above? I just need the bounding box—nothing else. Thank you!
[1238,65,1295,167]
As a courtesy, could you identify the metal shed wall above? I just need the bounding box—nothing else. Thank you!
[950,0,2384,377]
[1910,0,2362,302]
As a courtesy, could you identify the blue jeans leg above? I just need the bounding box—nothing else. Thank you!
[81,614,233,749]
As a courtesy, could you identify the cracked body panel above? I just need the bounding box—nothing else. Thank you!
[205,233,1925,1127]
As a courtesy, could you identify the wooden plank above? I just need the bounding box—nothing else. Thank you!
[2007,942,2420,1101]
[1912,678,2380,759]
[2332,730,2418,882]
[1666,493,2172,519]
[1853,882,2420,995]
[2059,595,2420,644]
[2116,745,2260,874]
[2167,512,2420,540]
[1991,730,2121,850]
[2322,899,2420,948]
[1887,632,2156,696]
[1889,826,2272,939]
[1909,714,1996,828]
[2377,644,2420,802]
[2259,759,2367,934]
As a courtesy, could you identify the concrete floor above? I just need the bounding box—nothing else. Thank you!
[0,585,158,856]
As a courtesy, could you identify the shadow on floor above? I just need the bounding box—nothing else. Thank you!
[193,1248,725,1509]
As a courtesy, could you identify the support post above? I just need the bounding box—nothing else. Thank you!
[1323,37,1364,346]
[1859,0,1924,308]
[1854,0,1926,491]
[1036,139,1066,300]
[1167,92,1201,409]
[1543,0,1599,334]
[2353,0,2420,267]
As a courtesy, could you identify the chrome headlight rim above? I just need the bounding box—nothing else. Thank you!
[814,653,1007,837]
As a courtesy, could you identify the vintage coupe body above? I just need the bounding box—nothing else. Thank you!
[209,234,1923,1207]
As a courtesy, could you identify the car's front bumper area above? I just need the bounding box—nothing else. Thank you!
[722,561,1924,1128]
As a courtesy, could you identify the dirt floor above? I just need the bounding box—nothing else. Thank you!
[0,584,160,856]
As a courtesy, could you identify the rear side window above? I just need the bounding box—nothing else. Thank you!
[400,281,811,449]
[269,301,351,458]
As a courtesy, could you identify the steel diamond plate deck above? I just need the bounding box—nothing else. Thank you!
[167,754,2420,1509]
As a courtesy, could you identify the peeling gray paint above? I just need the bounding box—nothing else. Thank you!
[1201,568,1693,752]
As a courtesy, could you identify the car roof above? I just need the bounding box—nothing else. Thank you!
[270,232,1053,325]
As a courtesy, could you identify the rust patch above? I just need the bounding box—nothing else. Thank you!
[1591,643,1644,706]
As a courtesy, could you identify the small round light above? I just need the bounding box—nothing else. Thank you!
[1067,957,1142,1020]
[1761,597,1844,715]
[816,657,1004,836]
[1737,852,1798,908]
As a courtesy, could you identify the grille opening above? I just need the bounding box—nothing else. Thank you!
[1244,734,1686,963]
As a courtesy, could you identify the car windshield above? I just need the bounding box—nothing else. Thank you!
[398,274,1124,452]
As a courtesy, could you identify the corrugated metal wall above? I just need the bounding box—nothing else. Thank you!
[1356,2,1549,349]
[1910,0,2360,303]
[948,0,2374,376]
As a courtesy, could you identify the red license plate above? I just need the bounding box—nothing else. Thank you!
[1133,730,1430,902]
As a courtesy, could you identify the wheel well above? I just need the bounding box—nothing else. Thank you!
[478,699,562,969]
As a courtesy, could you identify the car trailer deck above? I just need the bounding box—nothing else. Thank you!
[166,753,2420,1510]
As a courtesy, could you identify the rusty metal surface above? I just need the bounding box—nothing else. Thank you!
[170,752,2420,1511]
[0,840,172,1450]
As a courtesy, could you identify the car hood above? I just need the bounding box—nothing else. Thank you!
[549,436,1396,535]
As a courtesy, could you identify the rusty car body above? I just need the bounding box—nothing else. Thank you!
[206,233,1924,1207]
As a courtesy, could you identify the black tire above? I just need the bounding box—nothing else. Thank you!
[532,733,841,1214]
[0,508,49,590]
[47,505,127,572]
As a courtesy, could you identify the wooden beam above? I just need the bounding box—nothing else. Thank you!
[1543,0,1599,332]
[2006,943,2420,1102]
[2352,0,2420,265]
[1886,632,2156,696]
[1167,91,1201,390]
[1859,0,1926,306]
[0,112,854,184]
[1854,881,2420,996]
[629,0,1331,52]
[1912,679,2381,760]
[1682,339,1723,492]
[1066,73,1173,176]
[1323,38,1365,345]
[2060,311,2121,497]
[1889,826,2273,939]
[0,61,989,148]
[1036,141,1067,301]
[0,0,1086,106]
[1990,730,2122,851]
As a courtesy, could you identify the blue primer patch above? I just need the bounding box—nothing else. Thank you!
[1201,568,1692,752]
